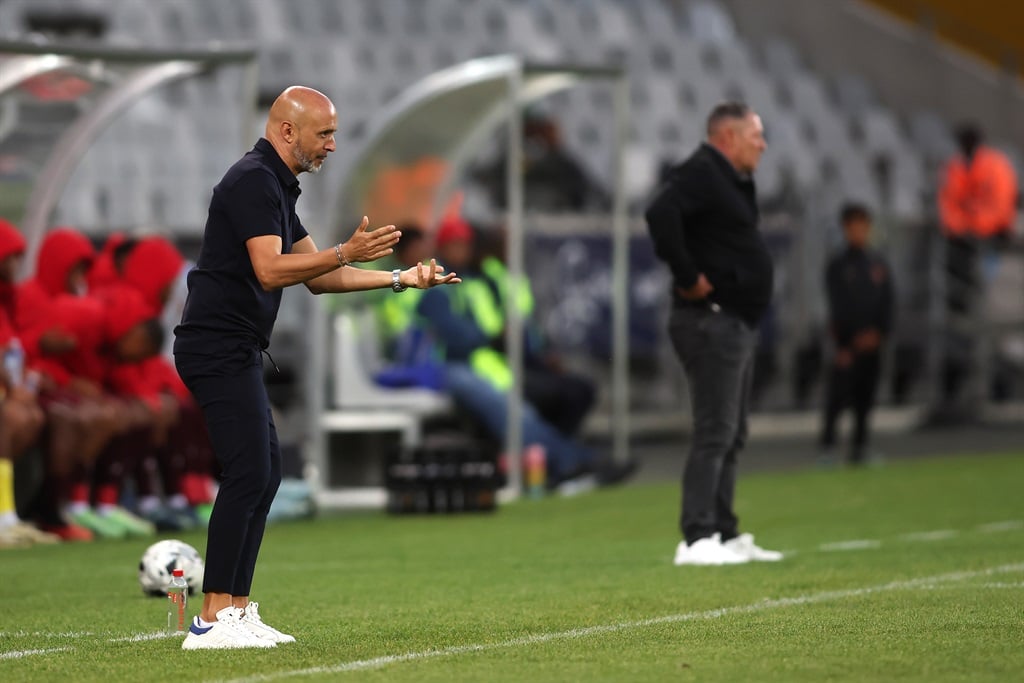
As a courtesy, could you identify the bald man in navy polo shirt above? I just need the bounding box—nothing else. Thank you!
[175,86,459,650]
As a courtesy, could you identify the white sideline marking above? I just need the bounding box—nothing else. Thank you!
[917,581,1024,591]
[217,563,1024,682]
[109,632,183,643]
[977,520,1024,533]
[0,647,70,660]
[0,631,94,638]
[899,530,959,542]
[818,539,882,552]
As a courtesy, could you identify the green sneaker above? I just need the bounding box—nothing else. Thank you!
[100,506,156,538]
[68,508,127,540]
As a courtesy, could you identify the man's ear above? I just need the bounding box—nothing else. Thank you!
[280,120,296,144]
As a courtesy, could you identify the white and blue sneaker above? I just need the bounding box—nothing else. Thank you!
[181,606,276,650]
[240,602,295,644]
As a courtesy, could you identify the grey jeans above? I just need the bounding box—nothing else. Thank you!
[668,305,759,544]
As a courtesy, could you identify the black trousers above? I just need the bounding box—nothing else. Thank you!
[175,347,281,596]
[820,351,882,459]
[668,306,758,545]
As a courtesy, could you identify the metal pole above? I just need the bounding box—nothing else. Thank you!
[610,73,631,464]
[503,63,525,498]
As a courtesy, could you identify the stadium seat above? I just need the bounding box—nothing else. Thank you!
[331,310,451,416]
[687,0,738,44]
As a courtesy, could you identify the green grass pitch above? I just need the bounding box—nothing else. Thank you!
[1,451,1022,682]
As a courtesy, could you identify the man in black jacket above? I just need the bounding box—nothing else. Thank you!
[820,203,894,465]
[646,102,782,566]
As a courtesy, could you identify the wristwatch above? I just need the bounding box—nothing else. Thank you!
[391,268,407,293]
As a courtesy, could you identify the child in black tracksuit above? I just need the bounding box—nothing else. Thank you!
[820,203,894,464]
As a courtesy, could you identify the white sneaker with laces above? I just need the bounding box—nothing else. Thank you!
[723,533,784,562]
[674,533,749,566]
[240,601,295,644]
[181,606,276,650]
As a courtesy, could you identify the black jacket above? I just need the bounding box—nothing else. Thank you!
[645,143,774,328]
[825,246,894,348]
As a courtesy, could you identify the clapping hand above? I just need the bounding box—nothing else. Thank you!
[340,216,401,263]
[400,259,461,289]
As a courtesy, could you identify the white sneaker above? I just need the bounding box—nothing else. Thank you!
[181,606,277,650]
[674,533,749,566]
[240,601,295,644]
[723,533,784,562]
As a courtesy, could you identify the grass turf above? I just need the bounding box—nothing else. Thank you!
[1,451,1021,682]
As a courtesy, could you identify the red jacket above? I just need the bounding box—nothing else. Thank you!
[0,219,26,347]
[939,145,1019,238]
[32,285,154,388]
[16,228,96,362]
[122,236,184,311]
[87,233,129,292]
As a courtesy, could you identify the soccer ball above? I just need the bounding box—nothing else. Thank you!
[138,539,204,597]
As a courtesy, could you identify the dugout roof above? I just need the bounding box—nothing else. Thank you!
[0,38,257,268]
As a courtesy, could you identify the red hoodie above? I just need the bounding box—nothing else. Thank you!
[16,227,96,363]
[0,219,26,347]
[122,236,183,312]
[87,233,129,292]
[38,285,155,388]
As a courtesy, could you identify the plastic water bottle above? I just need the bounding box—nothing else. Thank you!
[167,569,188,634]
[524,444,547,499]
[3,338,24,388]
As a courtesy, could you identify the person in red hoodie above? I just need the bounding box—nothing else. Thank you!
[107,235,218,530]
[0,220,55,548]
[36,285,166,539]
[14,227,122,541]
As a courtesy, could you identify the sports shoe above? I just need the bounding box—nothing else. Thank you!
[6,521,60,545]
[67,508,127,539]
[99,506,156,538]
[40,521,93,542]
[674,533,749,566]
[181,606,277,650]
[0,526,30,548]
[722,533,784,562]
[240,602,295,644]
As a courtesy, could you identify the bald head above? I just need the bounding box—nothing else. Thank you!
[265,86,338,175]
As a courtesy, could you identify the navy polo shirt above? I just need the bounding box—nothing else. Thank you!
[174,138,309,355]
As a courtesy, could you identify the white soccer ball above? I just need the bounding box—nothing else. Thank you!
[138,539,204,596]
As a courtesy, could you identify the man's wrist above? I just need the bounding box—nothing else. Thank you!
[392,268,408,292]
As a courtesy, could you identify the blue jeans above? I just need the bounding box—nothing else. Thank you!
[668,306,758,544]
[443,363,594,481]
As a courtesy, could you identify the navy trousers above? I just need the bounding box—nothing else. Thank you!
[175,348,281,596]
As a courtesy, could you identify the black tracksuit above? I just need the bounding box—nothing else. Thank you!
[821,245,894,460]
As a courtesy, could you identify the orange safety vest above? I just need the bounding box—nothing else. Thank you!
[938,145,1018,238]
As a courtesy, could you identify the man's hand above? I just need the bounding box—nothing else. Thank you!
[852,328,882,353]
[339,216,401,264]
[400,259,461,289]
[675,273,714,301]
